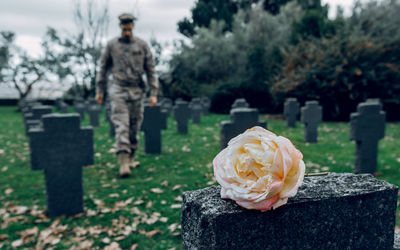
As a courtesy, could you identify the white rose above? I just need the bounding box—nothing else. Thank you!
[213,126,305,211]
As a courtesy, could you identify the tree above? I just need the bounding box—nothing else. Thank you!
[0,31,50,108]
[43,0,110,99]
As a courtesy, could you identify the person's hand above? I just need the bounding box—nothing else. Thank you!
[95,93,103,105]
[149,95,157,107]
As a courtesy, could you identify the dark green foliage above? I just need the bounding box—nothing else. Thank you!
[272,0,400,121]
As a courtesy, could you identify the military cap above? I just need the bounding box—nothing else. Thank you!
[119,13,137,23]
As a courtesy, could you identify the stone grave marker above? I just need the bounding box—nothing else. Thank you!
[174,101,191,134]
[160,97,173,116]
[201,97,211,115]
[28,114,93,217]
[190,98,202,124]
[74,98,86,120]
[231,98,249,110]
[182,173,398,249]
[22,101,41,124]
[141,105,166,154]
[24,105,53,135]
[87,99,102,127]
[284,98,300,128]
[300,101,322,143]
[105,101,115,137]
[220,108,266,150]
[350,101,386,174]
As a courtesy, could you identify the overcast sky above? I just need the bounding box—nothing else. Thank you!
[0,0,359,57]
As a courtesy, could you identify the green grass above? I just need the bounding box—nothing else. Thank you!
[0,106,399,249]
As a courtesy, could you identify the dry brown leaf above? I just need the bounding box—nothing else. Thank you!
[4,188,13,195]
[0,149,4,155]
[102,237,111,244]
[11,239,23,247]
[109,193,119,198]
[0,234,8,241]
[18,227,38,239]
[10,205,29,215]
[145,230,161,238]
[170,204,181,209]
[130,243,138,250]
[145,201,153,208]
[159,217,168,223]
[172,185,181,191]
[144,177,153,181]
[168,223,179,232]
[133,200,144,205]
[114,235,126,241]
[86,209,97,217]
[174,196,183,202]
[79,240,93,249]
[160,180,168,187]
[150,188,163,194]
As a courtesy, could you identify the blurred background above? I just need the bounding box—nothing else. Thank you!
[1,0,399,121]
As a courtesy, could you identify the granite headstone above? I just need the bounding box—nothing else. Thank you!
[141,105,165,154]
[284,98,300,128]
[174,101,191,134]
[300,101,322,143]
[220,108,266,150]
[350,101,386,174]
[182,173,398,249]
[28,114,93,217]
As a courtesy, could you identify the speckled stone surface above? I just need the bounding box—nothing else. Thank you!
[182,173,398,250]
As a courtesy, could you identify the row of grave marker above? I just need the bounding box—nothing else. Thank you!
[19,96,385,218]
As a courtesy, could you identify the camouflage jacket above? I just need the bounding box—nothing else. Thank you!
[96,36,159,97]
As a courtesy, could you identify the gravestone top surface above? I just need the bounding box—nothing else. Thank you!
[357,101,383,114]
[183,173,397,214]
[231,98,249,109]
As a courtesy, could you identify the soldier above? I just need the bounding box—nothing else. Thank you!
[95,13,159,177]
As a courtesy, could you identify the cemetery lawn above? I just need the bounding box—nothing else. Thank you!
[1,105,400,249]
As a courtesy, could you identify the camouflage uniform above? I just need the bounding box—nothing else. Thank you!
[96,36,158,155]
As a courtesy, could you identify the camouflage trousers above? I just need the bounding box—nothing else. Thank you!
[110,85,144,155]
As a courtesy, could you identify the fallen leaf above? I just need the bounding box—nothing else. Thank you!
[174,196,183,202]
[1,166,8,172]
[0,235,8,240]
[109,193,119,198]
[130,243,138,250]
[133,200,144,205]
[102,237,111,244]
[181,145,191,152]
[159,217,168,223]
[150,188,163,194]
[170,204,181,209]
[102,240,119,249]
[161,180,168,186]
[146,230,161,238]
[172,185,181,191]
[168,223,179,232]
[4,188,13,195]
[11,239,23,247]
[146,201,153,208]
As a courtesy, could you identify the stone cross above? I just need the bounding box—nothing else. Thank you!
[231,98,249,110]
[174,101,191,134]
[74,98,86,120]
[28,114,93,218]
[350,102,386,174]
[141,105,166,154]
[201,97,211,115]
[182,173,398,249]
[106,101,115,137]
[220,108,267,149]
[24,106,53,135]
[190,98,202,124]
[300,101,322,143]
[284,98,300,128]
[55,98,68,113]
[160,97,173,116]
[87,100,102,127]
